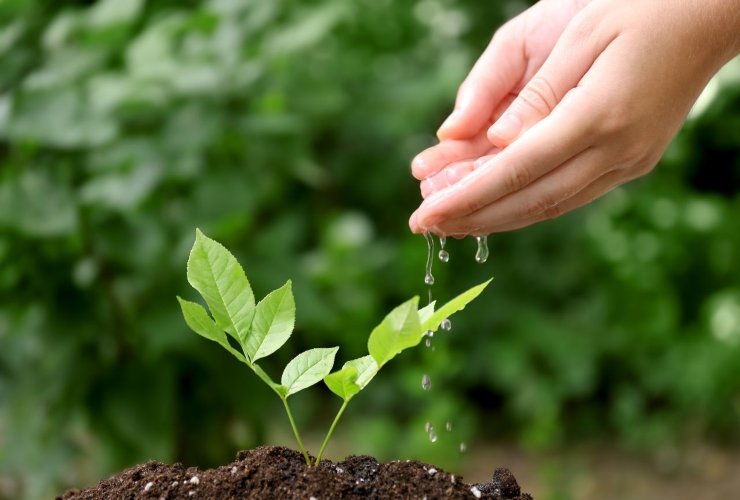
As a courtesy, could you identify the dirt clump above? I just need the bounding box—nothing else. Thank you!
[59,445,533,499]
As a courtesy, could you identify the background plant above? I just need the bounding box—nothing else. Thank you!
[0,0,738,498]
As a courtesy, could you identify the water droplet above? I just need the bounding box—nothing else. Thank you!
[459,442,467,453]
[421,374,431,391]
[445,421,452,432]
[425,421,433,433]
[425,330,434,338]
[423,232,435,285]
[425,337,432,348]
[440,318,452,331]
[438,235,449,262]
[428,430,438,443]
[474,235,489,264]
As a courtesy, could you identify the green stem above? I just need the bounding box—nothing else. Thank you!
[281,397,312,465]
[315,399,350,465]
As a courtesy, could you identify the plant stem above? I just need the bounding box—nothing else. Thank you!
[281,397,312,465]
[314,399,350,465]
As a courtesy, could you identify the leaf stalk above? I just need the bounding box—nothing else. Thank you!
[315,399,350,465]
[280,396,312,465]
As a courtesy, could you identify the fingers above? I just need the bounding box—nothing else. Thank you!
[419,153,499,198]
[436,27,526,141]
[411,131,493,180]
[487,13,609,147]
[410,87,595,233]
[430,147,615,235]
[477,170,628,234]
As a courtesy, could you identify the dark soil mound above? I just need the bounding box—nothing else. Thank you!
[58,446,533,499]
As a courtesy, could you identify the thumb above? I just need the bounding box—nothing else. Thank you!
[487,17,606,147]
[437,27,525,141]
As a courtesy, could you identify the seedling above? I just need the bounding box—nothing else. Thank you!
[178,229,491,466]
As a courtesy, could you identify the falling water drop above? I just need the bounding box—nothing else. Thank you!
[425,337,432,348]
[445,421,452,432]
[429,430,438,443]
[474,236,489,264]
[438,235,449,263]
[425,422,433,433]
[459,442,467,453]
[423,232,435,285]
[440,318,452,331]
[421,374,431,391]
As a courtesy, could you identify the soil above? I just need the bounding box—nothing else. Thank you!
[58,446,533,499]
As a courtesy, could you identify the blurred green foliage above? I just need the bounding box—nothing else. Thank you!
[0,0,738,497]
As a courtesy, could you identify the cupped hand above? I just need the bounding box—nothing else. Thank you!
[411,0,589,183]
[410,0,740,236]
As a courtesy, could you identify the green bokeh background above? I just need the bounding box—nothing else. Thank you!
[0,0,738,498]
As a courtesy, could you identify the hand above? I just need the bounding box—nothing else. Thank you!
[409,0,740,236]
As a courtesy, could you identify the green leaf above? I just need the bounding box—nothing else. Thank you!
[324,365,359,400]
[281,347,339,397]
[177,297,246,363]
[367,297,422,367]
[422,279,492,333]
[348,355,378,389]
[247,280,295,362]
[323,355,379,401]
[418,301,436,325]
[186,229,255,345]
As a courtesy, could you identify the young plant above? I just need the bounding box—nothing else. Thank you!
[178,229,491,465]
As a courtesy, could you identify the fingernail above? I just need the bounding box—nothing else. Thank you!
[411,155,429,179]
[409,212,420,233]
[489,113,522,141]
[437,111,459,135]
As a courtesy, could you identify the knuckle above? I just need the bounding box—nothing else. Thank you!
[463,196,485,215]
[564,10,599,44]
[596,108,628,137]
[629,155,658,178]
[523,194,558,219]
[518,76,558,116]
[541,203,565,220]
[504,166,532,193]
